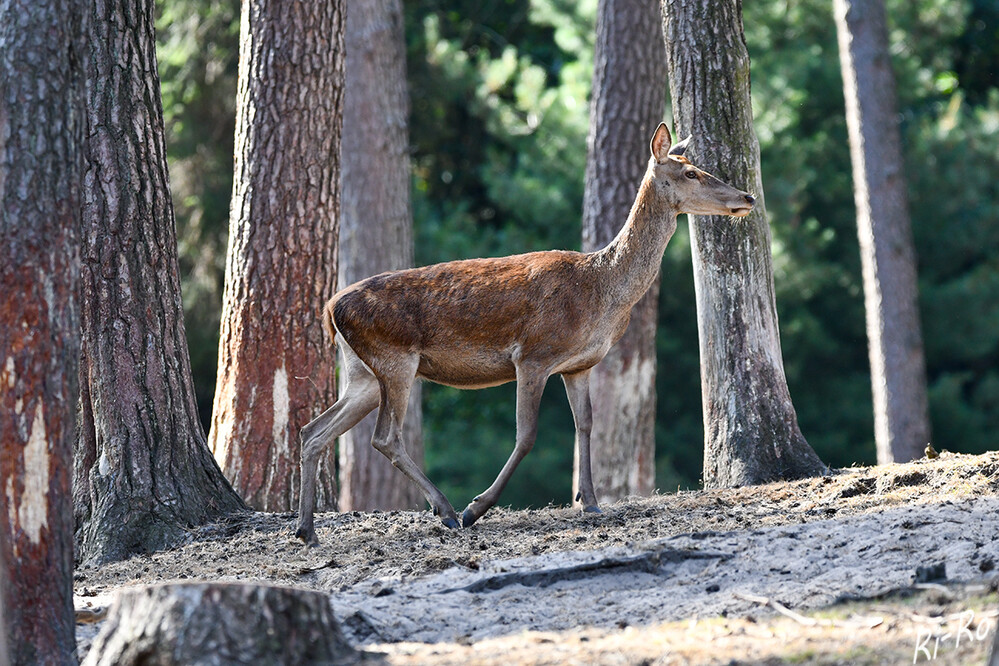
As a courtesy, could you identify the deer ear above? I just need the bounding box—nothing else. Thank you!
[669,136,691,156]
[650,123,672,162]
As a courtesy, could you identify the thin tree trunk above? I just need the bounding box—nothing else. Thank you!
[0,0,86,660]
[210,0,344,511]
[833,0,930,464]
[661,0,827,488]
[577,0,666,504]
[74,0,247,565]
[339,0,423,511]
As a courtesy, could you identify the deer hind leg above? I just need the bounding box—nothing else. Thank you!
[461,365,547,527]
[296,336,379,545]
[563,369,601,513]
[370,354,460,529]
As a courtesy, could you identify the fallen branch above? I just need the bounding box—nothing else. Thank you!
[296,558,338,575]
[734,592,884,629]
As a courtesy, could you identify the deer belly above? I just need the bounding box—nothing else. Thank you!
[417,351,517,389]
[552,339,614,376]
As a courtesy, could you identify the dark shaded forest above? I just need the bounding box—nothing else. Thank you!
[159,0,999,507]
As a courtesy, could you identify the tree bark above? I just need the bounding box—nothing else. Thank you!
[577,0,666,504]
[339,0,423,511]
[210,0,345,511]
[661,0,827,488]
[0,0,86,661]
[74,0,247,565]
[833,0,930,464]
[82,583,356,665]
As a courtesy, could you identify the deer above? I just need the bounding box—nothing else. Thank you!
[295,123,755,545]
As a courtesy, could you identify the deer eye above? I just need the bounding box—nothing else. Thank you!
[685,170,698,180]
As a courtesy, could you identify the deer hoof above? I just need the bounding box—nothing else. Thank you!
[295,526,319,547]
[582,505,602,515]
[461,508,479,528]
[441,515,460,530]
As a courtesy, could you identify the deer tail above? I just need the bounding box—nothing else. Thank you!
[321,299,338,353]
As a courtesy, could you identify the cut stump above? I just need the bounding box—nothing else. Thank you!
[82,582,356,665]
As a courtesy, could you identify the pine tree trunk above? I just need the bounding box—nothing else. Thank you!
[833,0,930,464]
[210,0,345,511]
[0,0,86,661]
[82,583,355,665]
[661,0,827,487]
[577,0,666,503]
[74,0,247,565]
[339,0,423,511]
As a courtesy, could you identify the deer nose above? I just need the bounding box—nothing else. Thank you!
[744,194,756,205]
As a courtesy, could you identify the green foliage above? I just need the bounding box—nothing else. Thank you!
[407,0,594,265]
[158,0,999,508]
[907,92,999,454]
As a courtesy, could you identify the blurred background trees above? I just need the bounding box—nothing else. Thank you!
[834,0,931,464]
[155,0,999,509]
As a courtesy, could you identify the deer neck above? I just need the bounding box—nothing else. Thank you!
[596,168,678,307]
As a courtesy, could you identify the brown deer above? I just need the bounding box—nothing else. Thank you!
[295,123,754,544]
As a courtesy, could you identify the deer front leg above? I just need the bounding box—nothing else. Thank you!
[461,368,547,527]
[563,369,601,513]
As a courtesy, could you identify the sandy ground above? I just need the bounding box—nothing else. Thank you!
[75,451,999,664]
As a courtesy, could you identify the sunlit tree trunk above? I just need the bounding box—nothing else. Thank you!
[833,0,930,464]
[339,0,423,511]
[0,0,85,660]
[577,0,666,504]
[210,0,344,510]
[661,0,827,487]
[74,0,247,565]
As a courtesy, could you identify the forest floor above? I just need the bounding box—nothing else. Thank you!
[75,451,999,665]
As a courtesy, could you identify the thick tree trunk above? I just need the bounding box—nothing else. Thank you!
[577,0,666,504]
[0,0,86,661]
[82,583,355,665]
[74,0,247,565]
[661,0,827,488]
[210,0,345,511]
[833,0,930,464]
[339,0,423,511]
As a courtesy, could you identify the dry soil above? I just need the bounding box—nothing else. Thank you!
[75,451,999,665]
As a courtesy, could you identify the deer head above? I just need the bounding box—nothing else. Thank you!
[649,123,755,218]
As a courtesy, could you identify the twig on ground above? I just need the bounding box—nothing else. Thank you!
[297,558,338,575]
[734,592,884,629]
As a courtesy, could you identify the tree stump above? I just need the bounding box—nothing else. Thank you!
[82,582,356,665]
